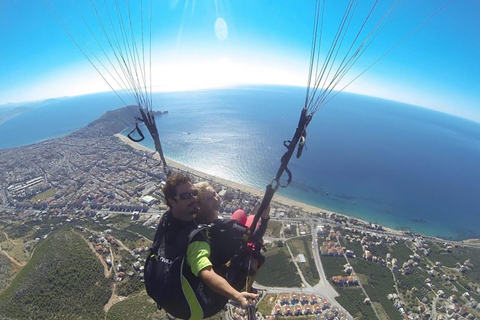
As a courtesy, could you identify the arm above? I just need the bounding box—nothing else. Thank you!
[198,267,257,308]
[186,240,257,308]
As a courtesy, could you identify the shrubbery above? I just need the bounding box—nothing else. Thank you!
[0,229,112,319]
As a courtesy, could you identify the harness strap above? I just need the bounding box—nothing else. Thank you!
[138,108,170,176]
[127,122,145,142]
[249,107,312,238]
[246,301,256,320]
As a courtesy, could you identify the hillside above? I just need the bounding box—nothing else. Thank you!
[0,229,111,320]
[69,106,167,139]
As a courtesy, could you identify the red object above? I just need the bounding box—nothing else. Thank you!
[245,215,255,228]
[231,209,256,228]
[231,209,247,225]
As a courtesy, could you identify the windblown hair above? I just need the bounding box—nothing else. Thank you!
[193,181,212,204]
[162,172,192,208]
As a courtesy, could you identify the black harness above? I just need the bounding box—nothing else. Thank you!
[144,214,261,319]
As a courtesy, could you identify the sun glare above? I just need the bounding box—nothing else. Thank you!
[215,18,228,41]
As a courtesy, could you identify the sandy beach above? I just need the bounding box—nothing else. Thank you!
[116,134,480,244]
[115,134,405,236]
[116,134,328,212]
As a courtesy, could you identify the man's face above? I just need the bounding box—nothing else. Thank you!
[197,186,221,223]
[170,182,198,221]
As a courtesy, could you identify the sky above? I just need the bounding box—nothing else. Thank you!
[0,0,479,121]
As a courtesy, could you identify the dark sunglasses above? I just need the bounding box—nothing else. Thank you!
[174,189,199,201]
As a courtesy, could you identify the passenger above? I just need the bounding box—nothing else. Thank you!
[195,181,270,241]
[194,181,270,291]
[145,173,257,320]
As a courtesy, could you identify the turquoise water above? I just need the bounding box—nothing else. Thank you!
[2,86,480,240]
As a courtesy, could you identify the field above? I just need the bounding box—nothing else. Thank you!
[257,293,278,316]
[266,220,282,238]
[288,236,320,285]
[30,188,56,202]
[256,246,302,287]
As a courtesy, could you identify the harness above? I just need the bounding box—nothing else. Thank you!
[145,215,263,320]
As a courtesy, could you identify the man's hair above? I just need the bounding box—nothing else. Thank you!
[193,181,211,204]
[162,172,192,208]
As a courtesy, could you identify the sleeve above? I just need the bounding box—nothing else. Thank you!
[186,241,213,277]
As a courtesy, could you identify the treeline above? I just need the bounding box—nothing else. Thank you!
[0,229,111,319]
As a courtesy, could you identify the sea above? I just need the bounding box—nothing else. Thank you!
[1,85,479,241]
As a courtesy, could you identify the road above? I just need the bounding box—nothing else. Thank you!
[258,220,352,318]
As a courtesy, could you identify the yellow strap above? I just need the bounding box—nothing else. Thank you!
[181,274,204,320]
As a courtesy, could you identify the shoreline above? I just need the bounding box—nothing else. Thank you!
[115,134,480,245]
[115,134,406,236]
[0,113,21,126]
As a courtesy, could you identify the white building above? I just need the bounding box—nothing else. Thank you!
[141,195,156,205]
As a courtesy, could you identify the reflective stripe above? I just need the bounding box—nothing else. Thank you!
[180,259,204,320]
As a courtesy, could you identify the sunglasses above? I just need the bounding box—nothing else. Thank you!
[174,189,199,201]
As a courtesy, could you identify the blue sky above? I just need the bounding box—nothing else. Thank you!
[1,0,479,121]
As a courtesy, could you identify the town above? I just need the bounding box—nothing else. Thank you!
[1,125,480,320]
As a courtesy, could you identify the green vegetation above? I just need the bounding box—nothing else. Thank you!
[426,241,480,300]
[322,254,401,320]
[5,216,68,243]
[116,275,145,297]
[266,220,282,238]
[106,293,162,320]
[349,259,401,320]
[335,287,373,320]
[0,254,15,292]
[2,222,33,239]
[126,223,155,241]
[106,214,133,229]
[339,237,363,258]
[372,301,392,320]
[365,243,389,259]
[428,242,462,267]
[389,242,413,266]
[257,293,277,316]
[321,256,347,279]
[322,255,378,319]
[288,236,319,285]
[0,229,112,320]
[110,227,143,249]
[1,210,479,320]
[428,242,480,281]
[27,217,67,240]
[256,246,302,287]
[31,188,56,202]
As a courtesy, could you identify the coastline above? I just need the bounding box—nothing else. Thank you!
[115,134,407,237]
[115,134,480,245]
[0,113,20,126]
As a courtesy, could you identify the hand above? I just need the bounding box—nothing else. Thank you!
[261,205,270,219]
[234,291,258,308]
